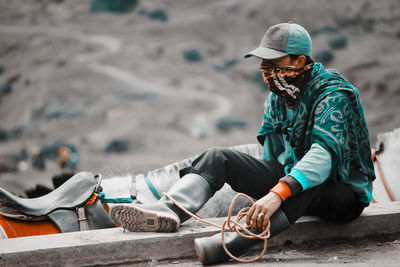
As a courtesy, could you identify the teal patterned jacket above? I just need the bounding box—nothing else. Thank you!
[258,63,375,197]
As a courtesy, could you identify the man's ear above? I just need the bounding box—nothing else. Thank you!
[295,55,306,67]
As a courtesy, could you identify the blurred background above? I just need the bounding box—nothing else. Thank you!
[0,0,399,196]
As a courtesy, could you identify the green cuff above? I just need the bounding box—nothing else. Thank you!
[289,168,310,191]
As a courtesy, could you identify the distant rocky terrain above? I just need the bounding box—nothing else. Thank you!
[0,0,399,195]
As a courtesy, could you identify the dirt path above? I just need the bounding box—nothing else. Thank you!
[0,24,231,137]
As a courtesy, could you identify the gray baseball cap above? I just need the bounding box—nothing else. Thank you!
[244,22,312,60]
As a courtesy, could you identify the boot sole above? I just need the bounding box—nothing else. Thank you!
[110,204,179,233]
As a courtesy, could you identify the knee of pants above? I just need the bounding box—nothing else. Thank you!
[201,147,231,166]
[195,147,231,187]
[203,146,230,156]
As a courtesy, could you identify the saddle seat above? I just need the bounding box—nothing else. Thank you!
[0,172,97,220]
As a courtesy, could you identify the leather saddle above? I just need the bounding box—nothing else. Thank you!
[0,171,115,233]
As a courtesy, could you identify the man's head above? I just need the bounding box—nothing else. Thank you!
[244,22,312,62]
[245,22,313,108]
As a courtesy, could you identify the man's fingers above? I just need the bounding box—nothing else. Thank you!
[246,192,282,231]
[246,205,256,226]
[256,209,270,231]
[251,208,261,230]
[257,212,263,230]
[262,215,270,230]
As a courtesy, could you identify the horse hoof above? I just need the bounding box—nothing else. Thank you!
[109,204,179,233]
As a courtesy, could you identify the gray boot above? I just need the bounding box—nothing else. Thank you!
[110,174,213,232]
[194,209,291,265]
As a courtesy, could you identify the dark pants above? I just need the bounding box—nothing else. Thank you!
[180,147,365,225]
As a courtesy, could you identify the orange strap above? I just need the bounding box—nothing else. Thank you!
[84,193,99,206]
[372,150,394,201]
[270,181,292,201]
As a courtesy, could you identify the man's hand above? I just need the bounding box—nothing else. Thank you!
[246,192,282,231]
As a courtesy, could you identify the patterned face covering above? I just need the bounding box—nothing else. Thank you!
[260,63,313,109]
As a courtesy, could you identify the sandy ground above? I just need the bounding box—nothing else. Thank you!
[0,0,400,193]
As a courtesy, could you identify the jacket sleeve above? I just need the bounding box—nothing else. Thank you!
[287,143,333,191]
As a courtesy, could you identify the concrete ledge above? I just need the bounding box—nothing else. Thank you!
[0,202,399,266]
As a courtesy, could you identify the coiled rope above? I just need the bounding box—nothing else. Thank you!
[163,192,270,263]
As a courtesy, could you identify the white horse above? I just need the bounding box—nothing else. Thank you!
[372,128,400,202]
[101,127,400,220]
